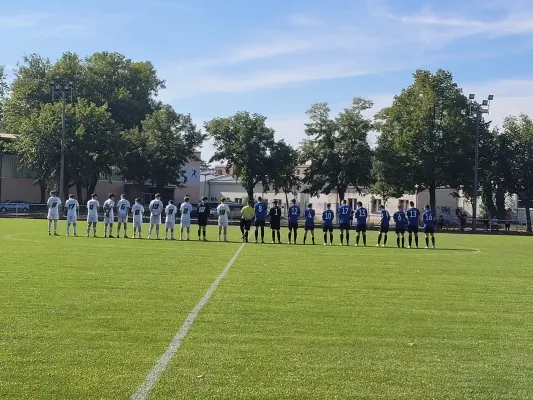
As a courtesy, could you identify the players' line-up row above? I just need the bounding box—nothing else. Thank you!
[43,190,438,248]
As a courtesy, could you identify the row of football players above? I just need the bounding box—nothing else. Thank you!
[238,198,437,248]
[45,191,437,247]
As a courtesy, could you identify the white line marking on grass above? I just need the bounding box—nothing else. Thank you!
[130,242,246,400]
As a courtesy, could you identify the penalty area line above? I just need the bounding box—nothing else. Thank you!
[130,242,246,400]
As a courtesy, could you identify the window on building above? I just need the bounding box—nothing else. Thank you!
[296,169,300,176]
[371,198,382,213]
[347,198,357,209]
[210,197,217,202]
[517,198,525,209]
[398,200,409,210]
[234,198,243,204]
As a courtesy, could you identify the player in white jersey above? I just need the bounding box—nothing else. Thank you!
[86,193,100,237]
[180,196,193,240]
[131,198,144,239]
[217,197,231,242]
[103,193,116,238]
[64,194,79,237]
[148,193,164,240]
[165,200,178,240]
[116,194,131,239]
[46,190,62,236]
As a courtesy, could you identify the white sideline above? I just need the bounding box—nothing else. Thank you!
[130,242,246,400]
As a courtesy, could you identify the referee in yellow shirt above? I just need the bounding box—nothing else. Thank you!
[240,200,255,242]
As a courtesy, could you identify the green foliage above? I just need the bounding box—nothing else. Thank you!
[120,105,205,192]
[301,98,373,201]
[0,65,7,124]
[205,112,276,199]
[375,69,478,210]
[14,100,119,195]
[269,141,301,198]
[501,114,533,231]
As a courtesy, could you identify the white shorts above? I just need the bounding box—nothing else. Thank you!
[66,215,77,223]
[218,219,228,227]
[150,214,161,225]
[180,219,191,228]
[104,216,114,224]
[133,220,142,228]
[118,214,128,223]
[166,220,175,229]
[87,215,98,223]
[48,212,59,220]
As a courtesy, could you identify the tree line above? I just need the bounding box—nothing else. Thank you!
[0,54,532,231]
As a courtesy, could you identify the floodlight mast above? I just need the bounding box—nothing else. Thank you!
[468,94,494,232]
[50,78,74,202]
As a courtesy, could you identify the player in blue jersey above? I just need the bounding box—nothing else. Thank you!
[338,199,352,246]
[406,201,421,248]
[322,203,334,246]
[353,201,368,246]
[254,196,267,243]
[422,205,436,249]
[287,199,301,244]
[303,204,316,245]
[393,205,407,248]
[376,204,391,247]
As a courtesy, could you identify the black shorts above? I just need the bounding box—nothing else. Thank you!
[505,223,511,228]
[198,218,208,227]
[339,222,350,231]
[270,220,281,230]
[289,222,299,230]
[323,225,333,233]
[240,218,251,231]
[305,224,315,231]
[395,227,406,234]
[356,224,367,233]
[408,225,419,234]
[255,219,266,227]
[380,225,389,233]
[424,226,435,234]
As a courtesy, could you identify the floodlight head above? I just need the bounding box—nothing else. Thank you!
[488,95,494,101]
[69,81,74,86]
[482,100,489,106]
[469,94,475,100]
[50,80,55,86]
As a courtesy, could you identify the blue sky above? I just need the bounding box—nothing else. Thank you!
[2,0,533,161]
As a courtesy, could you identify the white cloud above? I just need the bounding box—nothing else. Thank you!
[0,13,53,29]
[159,0,533,102]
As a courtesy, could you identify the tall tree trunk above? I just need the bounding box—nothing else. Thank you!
[87,179,98,200]
[495,186,506,219]
[285,191,289,213]
[337,187,346,202]
[428,184,436,211]
[481,186,497,217]
[38,181,46,203]
[246,186,254,204]
[76,183,83,203]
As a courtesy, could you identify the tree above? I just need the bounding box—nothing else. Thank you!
[14,101,120,199]
[500,114,533,232]
[374,69,479,211]
[0,65,8,126]
[300,98,373,201]
[269,140,301,208]
[205,112,276,200]
[120,105,205,193]
[370,157,405,206]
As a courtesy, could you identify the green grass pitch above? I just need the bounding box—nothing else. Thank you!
[1,219,532,399]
